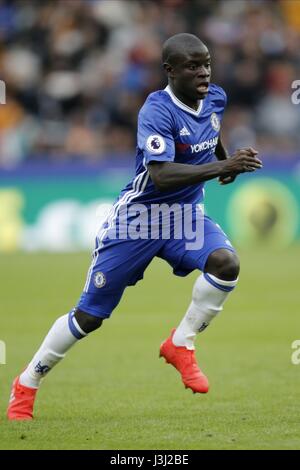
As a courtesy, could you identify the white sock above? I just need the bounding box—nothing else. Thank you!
[19,311,87,389]
[173,273,238,350]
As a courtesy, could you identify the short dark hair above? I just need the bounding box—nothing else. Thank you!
[162,33,207,65]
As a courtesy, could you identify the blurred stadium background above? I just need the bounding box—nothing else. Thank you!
[1,0,300,450]
[0,0,300,251]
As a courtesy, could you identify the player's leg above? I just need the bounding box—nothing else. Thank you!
[18,308,103,388]
[7,307,105,421]
[7,236,162,420]
[7,235,127,420]
[173,242,239,350]
[159,215,239,393]
[6,306,114,421]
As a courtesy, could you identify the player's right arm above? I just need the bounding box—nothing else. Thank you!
[139,97,262,192]
[148,149,262,192]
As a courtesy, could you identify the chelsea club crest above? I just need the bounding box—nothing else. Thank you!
[210,112,220,132]
[94,271,106,288]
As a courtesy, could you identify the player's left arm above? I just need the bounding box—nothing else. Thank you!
[215,136,236,185]
[215,84,257,185]
[215,136,229,161]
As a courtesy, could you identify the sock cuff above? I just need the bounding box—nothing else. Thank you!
[68,310,87,340]
[204,273,238,292]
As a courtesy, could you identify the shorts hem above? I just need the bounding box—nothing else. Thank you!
[76,304,111,319]
[173,243,236,276]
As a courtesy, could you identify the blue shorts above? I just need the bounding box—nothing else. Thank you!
[77,213,235,319]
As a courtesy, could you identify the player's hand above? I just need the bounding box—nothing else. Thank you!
[221,148,262,177]
[218,175,236,185]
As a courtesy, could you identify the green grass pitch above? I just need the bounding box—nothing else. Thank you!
[0,247,299,450]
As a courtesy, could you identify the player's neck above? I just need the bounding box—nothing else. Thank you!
[168,84,200,111]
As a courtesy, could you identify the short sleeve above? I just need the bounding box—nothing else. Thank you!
[137,100,175,165]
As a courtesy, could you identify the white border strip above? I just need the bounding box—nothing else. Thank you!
[164,85,203,116]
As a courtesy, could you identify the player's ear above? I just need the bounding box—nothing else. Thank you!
[163,62,174,77]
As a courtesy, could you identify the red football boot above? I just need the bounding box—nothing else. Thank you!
[7,376,38,421]
[160,329,209,393]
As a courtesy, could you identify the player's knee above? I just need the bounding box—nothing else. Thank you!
[205,249,240,281]
[74,308,103,334]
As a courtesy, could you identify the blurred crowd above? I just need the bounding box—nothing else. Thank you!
[0,0,299,168]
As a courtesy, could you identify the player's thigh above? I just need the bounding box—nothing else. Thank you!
[77,237,163,318]
[159,215,236,276]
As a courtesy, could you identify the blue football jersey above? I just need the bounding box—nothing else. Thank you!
[118,83,227,206]
[79,84,234,319]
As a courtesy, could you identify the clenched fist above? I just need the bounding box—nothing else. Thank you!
[219,148,262,185]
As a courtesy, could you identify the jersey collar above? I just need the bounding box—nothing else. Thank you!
[164,85,203,116]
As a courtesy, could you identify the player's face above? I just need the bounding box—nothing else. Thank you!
[171,49,211,104]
